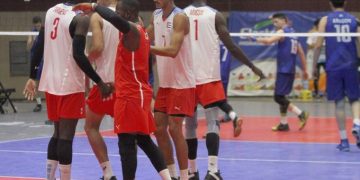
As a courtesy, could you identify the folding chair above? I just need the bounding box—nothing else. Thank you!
[0,81,17,114]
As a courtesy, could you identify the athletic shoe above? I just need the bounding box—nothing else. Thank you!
[233,116,243,137]
[45,120,53,125]
[336,139,350,152]
[352,124,360,149]
[33,104,42,112]
[272,123,289,131]
[171,177,179,180]
[189,171,199,180]
[298,111,309,130]
[100,176,117,180]
[204,170,223,180]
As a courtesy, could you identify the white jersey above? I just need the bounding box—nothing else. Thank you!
[184,5,221,85]
[93,7,119,83]
[39,3,85,95]
[153,7,195,89]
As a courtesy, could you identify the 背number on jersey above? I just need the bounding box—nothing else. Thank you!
[290,39,298,54]
[50,17,60,40]
[334,24,351,43]
[194,19,198,41]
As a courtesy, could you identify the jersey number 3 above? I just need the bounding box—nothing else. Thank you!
[50,17,60,40]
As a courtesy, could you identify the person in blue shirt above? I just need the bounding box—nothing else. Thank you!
[313,0,360,152]
[27,16,43,112]
[255,13,309,132]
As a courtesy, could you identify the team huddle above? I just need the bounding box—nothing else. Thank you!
[22,0,360,179]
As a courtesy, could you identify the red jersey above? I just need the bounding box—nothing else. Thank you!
[115,24,152,106]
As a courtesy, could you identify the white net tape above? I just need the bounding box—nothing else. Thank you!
[0,31,359,37]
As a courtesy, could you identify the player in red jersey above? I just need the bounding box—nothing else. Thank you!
[73,0,171,179]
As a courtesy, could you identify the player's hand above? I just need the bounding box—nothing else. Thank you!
[23,79,37,101]
[303,72,309,80]
[98,81,114,100]
[73,3,94,14]
[251,66,266,81]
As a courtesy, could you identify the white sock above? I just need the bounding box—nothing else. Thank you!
[159,169,171,180]
[36,97,41,105]
[229,111,237,121]
[280,116,288,125]
[208,156,218,173]
[100,161,113,179]
[46,160,58,180]
[179,169,188,180]
[354,118,360,126]
[167,164,178,178]
[339,130,347,140]
[189,159,197,173]
[288,104,302,116]
[59,164,71,180]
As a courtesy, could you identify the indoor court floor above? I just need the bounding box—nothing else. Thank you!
[1,97,360,180]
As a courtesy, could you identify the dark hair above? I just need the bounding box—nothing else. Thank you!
[330,0,345,8]
[314,18,320,26]
[32,16,42,24]
[121,0,140,15]
[271,13,288,21]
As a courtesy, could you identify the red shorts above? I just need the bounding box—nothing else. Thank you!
[154,88,196,117]
[114,97,156,134]
[196,81,226,107]
[45,92,85,121]
[86,85,115,117]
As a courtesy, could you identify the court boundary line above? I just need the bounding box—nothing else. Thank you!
[0,135,344,145]
[1,149,360,165]
[0,175,43,179]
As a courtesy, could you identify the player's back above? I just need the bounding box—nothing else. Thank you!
[115,25,152,104]
[184,5,221,85]
[93,7,119,83]
[153,8,195,89]
[325,11,358,71]
[277,27,298,74]
[39,3,85,96]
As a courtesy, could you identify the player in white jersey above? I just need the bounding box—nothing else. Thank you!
[23,2,113,180]
[183,1,265,179]
[147,0,196,179]
[84,0,118,179]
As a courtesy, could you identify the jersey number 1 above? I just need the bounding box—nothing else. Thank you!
[194,19,199,41]
[50,17,60,40]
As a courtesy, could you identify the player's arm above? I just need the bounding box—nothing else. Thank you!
[23,26,44,100]
[215,12,265,79]
[357,20,360,52]
[256,29,284,45]
[93,4,140,51]
[313,16,327,77]
[88,13,104,61]
[72,15,113,98]
[146,14,155,42]
[297,43,308,79]
[150,13,188,58]
[26,35,34,51]
[72,15,102,84]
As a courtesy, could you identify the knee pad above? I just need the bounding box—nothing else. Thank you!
[57,139,73,165]
[186,138,198,160]
[47,137,58,161]
[206,133,219,156]
[185,114,198,139]
[205,107,220,134]
[118,134,137,157]
[274,95,290,112]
